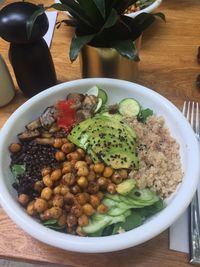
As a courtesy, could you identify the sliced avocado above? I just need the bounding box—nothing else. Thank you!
[116,179,136,195]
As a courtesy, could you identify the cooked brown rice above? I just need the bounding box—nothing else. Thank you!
[125,116,183,197]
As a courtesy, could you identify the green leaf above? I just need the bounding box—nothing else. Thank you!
[137,108,153,122]
[11,165,25,177]
[43,219,58,226]
[70,34,95,62]
[26,6,45,40]
[136,199,166,218]
[93,0,106,18]
[153,12,166,22]
[103,8,118,29]
[112,40,140,61]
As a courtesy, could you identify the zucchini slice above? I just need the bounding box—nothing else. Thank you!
[87,86,108,105]
[119,98,140,117]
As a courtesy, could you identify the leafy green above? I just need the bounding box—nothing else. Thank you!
[42,219,65,230]
[137,108,153,122]
[11,164,25,177]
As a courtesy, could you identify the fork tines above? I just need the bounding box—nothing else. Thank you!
[183,101,199,138]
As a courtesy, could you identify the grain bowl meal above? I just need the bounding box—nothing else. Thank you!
[125,0,157,14]
[8,86,183,237]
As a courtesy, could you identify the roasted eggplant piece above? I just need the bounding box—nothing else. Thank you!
[40,106,58,129]
[26,119,41,131]
[18,129,40,141]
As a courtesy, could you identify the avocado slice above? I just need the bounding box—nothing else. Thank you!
[116,179,136,195]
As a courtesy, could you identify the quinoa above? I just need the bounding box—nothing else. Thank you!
[125,115,183,197]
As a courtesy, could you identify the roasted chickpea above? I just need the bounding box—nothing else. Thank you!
[63,173,76,186]
[53,185,61,195]
[53,138,63,148]
[34,181,44,192]
[78,214,89,226]
[87,170,96,181]
[43,174,53,187]
[18,194,29,206]
[89,164,95,170]
[119,169,128,179]
[87,181,99,194]
[9,143,21,153]
[107,183,116,194]
[82,203,94,216]
[41,167,51,177]
[77,176,88,188]
[66,214,78,227]
[71,185,81,195]
[27,201,36,216]
[64,192,75,205]
[34,198,48,213]
[71,204,83,217]
[52,194,64,207]
[55,151,66,161]
[60,185,69,195]
[67,151,81,161]
[97,203,108,214]
[41,187,53,200]
[96,191,104,201]
[49,207,62,219]
[93,163,105,173]
[74,161,87,169]
[40,209,51,221]
[58,214,67,226]
[62,143,75,154]
[85,155,93,164]
[111,171,123,184]
[76,226,86,236]
[62,162,72,174]
[61,138,68,144]
[48,198,53,208]
[64,204,72,212]
[70,159,78,167]
[90,195,100,208]
[97,177,109,189]
[50,169,62,181]
[76,148,85,159]
[103,166,114,178]
[76,192,88,205]
[77,166,89,177]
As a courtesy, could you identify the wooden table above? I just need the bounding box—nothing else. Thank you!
[0,0,200,266]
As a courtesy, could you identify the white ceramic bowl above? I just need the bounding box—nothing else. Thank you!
[0,78,199,253]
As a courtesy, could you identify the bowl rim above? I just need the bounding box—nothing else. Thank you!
[0,78,199,253]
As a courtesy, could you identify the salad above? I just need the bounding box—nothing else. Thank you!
[9,85,181,237]
[125,0,157,14]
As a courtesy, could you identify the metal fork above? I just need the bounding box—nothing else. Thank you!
[183,101,200,264]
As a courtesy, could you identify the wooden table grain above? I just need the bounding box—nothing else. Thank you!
[0,0,200,266]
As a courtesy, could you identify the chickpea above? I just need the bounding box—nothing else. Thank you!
[27,201,36,216]
[61,138,68,144]
[34,181,44,192]
[52,194,64,208]
[9,143,21,153]
[41,187,53,200]
[76,192,88,205]
[58,214,67,227]
[50,169,62,181]
[87,181,99,194]
[83,203,94,216]
[90,195,100,208]
[49,207,62,219]
[74,161,87,169]
[41,167,51,177]
[34,198,48,213]
[119,169,128,179]
[97,204,108,214]
[71,204,83,218]
[87,170,96,181]
[43,175,53,187]
[62,162,72,174]
[77,166,89,177]
[40,209,51,221]
[64,192,75,205]
[107,183,116,194]
[62,143,75,154]
[18,194,29,206]
[76,148,85,159]
[77,176,88,188]
[76,226,87,236]
[64,204,72,212]
[55,151,66,161]
[78,214,89,226]
[53,138,63,148]
[85,155,93,164]
[63,173,76,186]
[89,164,94,170]
[67,151,81,161]
[53,185,61,195]
[71,185,81,195]
[97,177,109,189]
[103,166,114,178]
[60,185,69,195]
[70,159,78,167]
[96,191,104,201]
[111,172,123,184]
[66,214,78,227]
[48,198,53,208]
[93,163,105,173]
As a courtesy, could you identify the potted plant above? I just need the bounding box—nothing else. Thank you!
[28,0,165,81]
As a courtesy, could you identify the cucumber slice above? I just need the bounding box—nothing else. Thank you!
[119,98,140,117]
[87,86,108,105]
[94,98,103,113]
